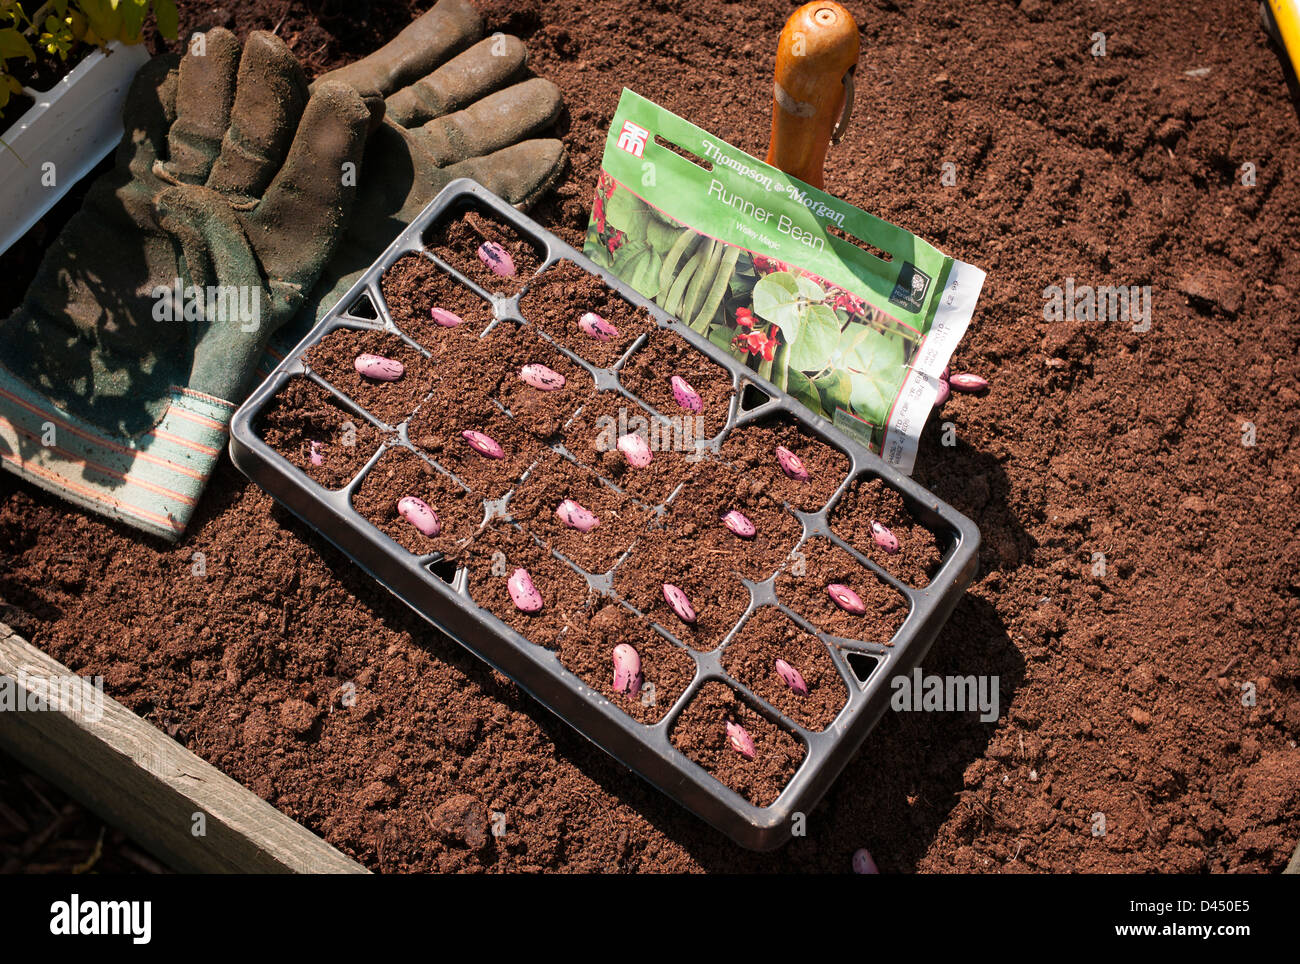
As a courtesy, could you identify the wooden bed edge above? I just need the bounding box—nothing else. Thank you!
[0,622,369,874]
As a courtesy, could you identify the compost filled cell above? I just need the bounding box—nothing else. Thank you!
[775,538,909,644]
[829,477,946,588]
[465,527,599,648]
[303,327,433,427]
[556,602,696,724]
[659,457,802,582]
[381,251,496,348]
[351,447,482,557]
[669,681,805,808]
[408,404,540,498]
[425,206,544,295]
[718,419,849,512]
[721,607,846,732]
[564,390,691,505]
[255,377,382,489]
[506,450,650,574]
[413,322,590,442]
[618,333,734,438]
[612,530,750,651]
[518,260,655,367]
[492,331,596,441]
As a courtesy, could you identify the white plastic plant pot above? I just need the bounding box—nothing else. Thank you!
[0,41,151,257]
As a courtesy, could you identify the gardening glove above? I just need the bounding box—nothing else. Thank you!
[283,0,567,334]
[0,29,375,541]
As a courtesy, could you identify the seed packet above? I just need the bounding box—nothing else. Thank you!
[583,89,985,473]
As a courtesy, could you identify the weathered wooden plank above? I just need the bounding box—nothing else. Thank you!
[0,622,368,874]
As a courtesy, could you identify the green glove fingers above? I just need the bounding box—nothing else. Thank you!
[407,77,563,167]
[162,27,241,184]
[314,0,483,97]
[245,79,372,297]
[119,53,179,191]
[442,139,568,209]
[206,31,309,203]
[384,34,528,128]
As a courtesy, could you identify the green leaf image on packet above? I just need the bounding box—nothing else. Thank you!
[584,89,986,474]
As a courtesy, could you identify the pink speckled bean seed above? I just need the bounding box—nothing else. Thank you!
[948,372,988,393]
[354,353,404,381]
[662,583,696,624]
[670,375,703,413]
[519,363,566,390]
[462,429,504,459]
[555,498,599,532]
[934,377,951,407]
[721,509,756,539]
[774,658,808,696]
[430,306,463,327]
[507,567,543,612]
[852,848,879,874]
[870,520,899,554]
[477,241,516,277]
[725,720,755,759]
[308,441,324,466]
[617,433,652,467]
[397,496,441,537]
[612,643,643,697]
[578,312,618,341]
[827,583,866,615]
[775,445,809,481]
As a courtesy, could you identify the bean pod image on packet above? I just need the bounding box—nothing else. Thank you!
[584,89,985,474]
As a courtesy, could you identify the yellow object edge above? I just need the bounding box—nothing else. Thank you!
[1268,0,1300,79]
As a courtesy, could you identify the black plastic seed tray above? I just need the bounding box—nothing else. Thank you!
[229,178,980,851]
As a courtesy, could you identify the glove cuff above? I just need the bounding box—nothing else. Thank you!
[0,366,235,542]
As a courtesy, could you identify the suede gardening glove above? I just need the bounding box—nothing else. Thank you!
[288,0,567,328]
[0,29,374,540]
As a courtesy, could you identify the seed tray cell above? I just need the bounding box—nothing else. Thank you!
[229,180,979,850]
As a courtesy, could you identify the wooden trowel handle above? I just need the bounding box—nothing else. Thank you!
[766,2,860,190]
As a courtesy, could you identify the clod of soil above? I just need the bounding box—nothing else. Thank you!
[518,260,656,367]
[830,477,946,588]
[618,333,735,438]
[717,421,848,512]
[426,207,544,295]
[465,527,599,648]
[658,457,802,582]
[255,377,383,489]
[381,252,496,349]
[506,450,651,574]
[556,603,696,724]
[775,538,910,644]
[612,530,751,651]
[721,607,847,732]
[350,447,483,558]
[670,681,805,807]
[303,327,433,427]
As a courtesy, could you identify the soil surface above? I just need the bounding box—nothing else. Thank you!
[519,260,656,367]
[428,208,545,295]
[2,0,1299,873]
[256,377,385,489]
